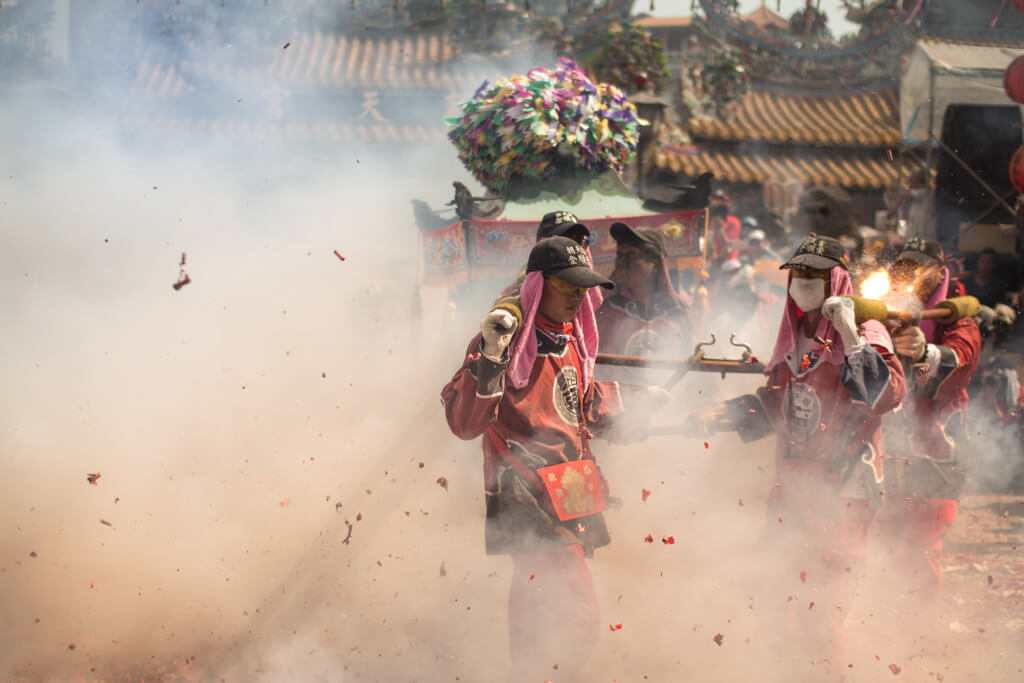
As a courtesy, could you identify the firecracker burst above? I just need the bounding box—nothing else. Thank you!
[446,58,642,194]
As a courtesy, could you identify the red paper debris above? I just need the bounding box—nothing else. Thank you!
[703,441,709,449]
[67,643,76,651]
[333,249,346,261]
[609,623,623,631]
[280,497,289,507]
[529,573,535,582]
[713,633,724,646]
[356,513,362,521]
[808,601,815,610]
[662,535,675,545]
[436,477,449,491]
[29,551,37,558]
[86,472,101,485]
[641,489,651,502]
[644,534,654,543]
[888,664,901,675]
[800,570,807,583]
[99,519,113,527]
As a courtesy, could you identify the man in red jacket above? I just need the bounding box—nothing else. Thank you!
[691,235,906,671]
[442,236,667,681]
[876,237,981,608]
[596,222,691,359]
[708,190,743,271]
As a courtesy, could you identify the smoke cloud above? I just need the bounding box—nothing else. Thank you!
[2,3,1021,682]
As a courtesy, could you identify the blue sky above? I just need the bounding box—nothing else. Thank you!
[645,0,860,38]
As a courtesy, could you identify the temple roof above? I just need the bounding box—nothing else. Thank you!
[112,114,442,143]
[129,32,476,96]
[687,85,900,147]
[652,141,897,189]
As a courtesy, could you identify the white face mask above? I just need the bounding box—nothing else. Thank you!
[789,277,826,312]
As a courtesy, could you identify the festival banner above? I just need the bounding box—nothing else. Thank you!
[420,221,468,286]
[420,209,706,287]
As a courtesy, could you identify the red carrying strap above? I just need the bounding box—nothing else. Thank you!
[485,427,607,521]
[485,427,546,493]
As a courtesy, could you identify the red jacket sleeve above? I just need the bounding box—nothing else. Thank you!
[922,317,981,406]
[841,343,906,416]
[440,334,506,440]
[583,380,624,436]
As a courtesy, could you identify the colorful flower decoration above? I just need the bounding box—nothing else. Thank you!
[446,58,642,194]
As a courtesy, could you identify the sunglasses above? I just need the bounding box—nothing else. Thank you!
[790,267,830,280]
[547,277,588,297]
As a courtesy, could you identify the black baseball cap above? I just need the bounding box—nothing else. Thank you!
[780,234,849,271]
[536,211,590,242]
[526,236,614,289]
[610,222,667,256]
[896,237,943,266]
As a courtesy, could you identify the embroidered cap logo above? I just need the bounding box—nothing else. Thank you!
[553,211,578,226]
[565,244,589,266]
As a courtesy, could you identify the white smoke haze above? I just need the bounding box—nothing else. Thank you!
[2,4,1022,683]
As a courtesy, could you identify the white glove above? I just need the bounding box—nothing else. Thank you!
[821,296,863,350]
[893,325,927,361]
[480,309,517,360]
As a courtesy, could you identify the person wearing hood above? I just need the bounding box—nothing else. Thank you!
[595,222,691,359]
[442,236,669,681]
[873,237,981,608]
[688,235,906,670]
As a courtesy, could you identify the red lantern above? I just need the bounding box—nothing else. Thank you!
[1011,146,1024,193]
[1005,55,1024,104]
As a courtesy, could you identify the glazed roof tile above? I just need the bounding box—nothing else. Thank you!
[688,85,900,147]
[113,114,442,143]
[653,143,897,189]
[130,32,472,96]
